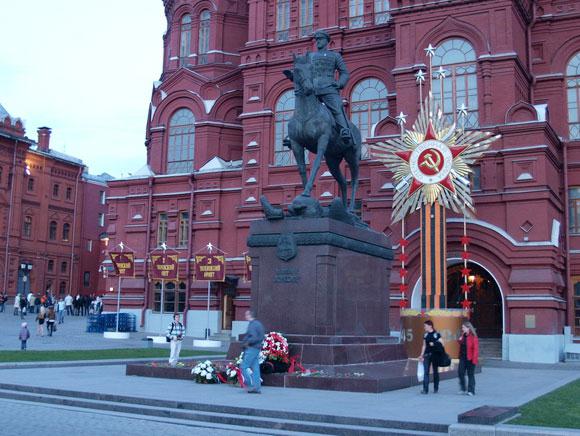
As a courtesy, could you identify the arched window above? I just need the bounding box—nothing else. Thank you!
[59,281,66,295]
[49,221,57,240]
[276,0,290,42]
[432,38,478,128]
[62,222,70,241]
[351,78,389,159]
[23,216,32,238]
[179,14,192,67]
[567,52,580,140]
[300,0,314,37]
[167,108,195,174]
[274,90,296,166]
[61,261,67,273]
[198,10,211,65]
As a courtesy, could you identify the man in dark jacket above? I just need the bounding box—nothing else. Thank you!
[240,310,265,394]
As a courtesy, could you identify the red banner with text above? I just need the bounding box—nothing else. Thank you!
[150,253,179,280]
[109,251,135,277]
[194,254,225,282]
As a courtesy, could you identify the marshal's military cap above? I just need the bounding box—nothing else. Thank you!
[313,30,331,41]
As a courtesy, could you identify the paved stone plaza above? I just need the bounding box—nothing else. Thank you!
[0,362,578,434]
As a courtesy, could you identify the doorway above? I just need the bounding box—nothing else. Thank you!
[447,262,503,338]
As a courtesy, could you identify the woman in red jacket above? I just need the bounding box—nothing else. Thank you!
[458,321,479,396]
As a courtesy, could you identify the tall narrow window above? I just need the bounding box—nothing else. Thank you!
[432,39,479,128]
[300,0,314,37]
[98,213,105,227]
[66,186,72,200]
[349,0,365,28]
[567,52,580,140]
[49,221,57,240]
[157,213,168,246]
[178,211,189,248]
[27,177,34,192]
[351,78,389,159]
[61,261,67,274]
[47,260,54,272]
[53,184,60,198]
[374,0,390,24]
[198,10,211,65]
[23,216,32,238]
[274,90,296,166]
[83,272,90,287]
[276,0,290,42]
[62,223,70,241]
[179,14,192,67]
[167,108,195,174]
[570,188,580,234]
[59,281,66,295]
[100,191,106,205]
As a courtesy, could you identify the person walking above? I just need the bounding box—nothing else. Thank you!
[240,310,265,394]
[13,294,20,316]
[34,294,41,314]
[0,290,7,313]
[27,292,35,314]
[65,294,73,316]
[36,306,46,336]
[419,320,443,394]
[458,321,480,396]
[46,306,56,336]
[166,313,185,367]
[57,298,66,324]
[19,322,30,350]
[19,294,27,319]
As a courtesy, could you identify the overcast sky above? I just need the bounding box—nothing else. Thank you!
[0,1,166,178]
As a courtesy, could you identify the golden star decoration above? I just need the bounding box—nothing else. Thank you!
[371,94,501,222]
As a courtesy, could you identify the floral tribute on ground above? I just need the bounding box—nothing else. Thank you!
[259,331,291,374]
[191,360,218,384]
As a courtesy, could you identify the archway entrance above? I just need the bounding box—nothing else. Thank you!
[447,262,503,338]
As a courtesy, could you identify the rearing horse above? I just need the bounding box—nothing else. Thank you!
[283,53,362,212]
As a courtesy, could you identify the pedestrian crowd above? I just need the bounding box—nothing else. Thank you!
[0,290,105,350]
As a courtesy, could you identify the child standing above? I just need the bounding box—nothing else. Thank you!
[19,322,30,350]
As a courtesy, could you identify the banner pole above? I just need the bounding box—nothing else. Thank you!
[116,276,122,333]
[205,280,211,339]
[160,279,164,334]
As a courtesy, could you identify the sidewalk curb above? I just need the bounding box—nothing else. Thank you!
[0,354,226,370]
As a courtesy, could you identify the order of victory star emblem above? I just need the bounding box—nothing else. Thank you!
[371,94,501,222]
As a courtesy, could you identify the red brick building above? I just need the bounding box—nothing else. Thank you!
[0,103,110,300]
[105,0,580,362]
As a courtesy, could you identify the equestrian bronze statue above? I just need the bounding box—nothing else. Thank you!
[282,30,362,213]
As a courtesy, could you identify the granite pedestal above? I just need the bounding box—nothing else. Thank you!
[230,217,408,391]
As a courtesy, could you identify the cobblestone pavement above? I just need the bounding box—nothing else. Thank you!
[0,309,153,351]
[1,364,578,427]
[0,398,254,436]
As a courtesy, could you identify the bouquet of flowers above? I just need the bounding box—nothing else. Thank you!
[191,360,218,384]
[225,352,244,385]
[260,331,289,364]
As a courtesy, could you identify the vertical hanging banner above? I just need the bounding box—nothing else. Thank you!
[244,254,252,282]
[109,251,135,277]
[150,251,180,280]
[195,254,226,281]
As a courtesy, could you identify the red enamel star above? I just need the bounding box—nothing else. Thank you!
[460,267,471,277]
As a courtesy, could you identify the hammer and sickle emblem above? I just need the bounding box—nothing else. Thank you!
[420,151,442,172]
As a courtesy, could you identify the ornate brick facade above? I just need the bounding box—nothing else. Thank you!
[105,0,580,362]
[0,105,110,300]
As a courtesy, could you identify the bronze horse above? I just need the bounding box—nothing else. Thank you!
[283,53,362,212]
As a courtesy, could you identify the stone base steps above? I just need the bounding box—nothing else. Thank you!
[0,383,446,435]
[478,338,502,359]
